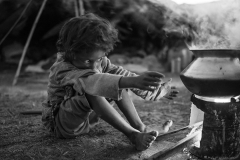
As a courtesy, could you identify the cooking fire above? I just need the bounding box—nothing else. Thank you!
[180,49,240,160]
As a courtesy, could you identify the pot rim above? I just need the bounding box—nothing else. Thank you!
[190,49,240,58]
[190,49,240,51]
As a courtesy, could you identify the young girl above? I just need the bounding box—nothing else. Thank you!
[42,13,178,151]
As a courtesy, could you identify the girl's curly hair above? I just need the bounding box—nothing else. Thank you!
[56,13,119,61]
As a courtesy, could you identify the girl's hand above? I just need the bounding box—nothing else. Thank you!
[133,71,165,91]
[161,79,179,100]
[145,79,179,101]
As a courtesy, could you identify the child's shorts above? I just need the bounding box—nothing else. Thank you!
[54,94,93,139]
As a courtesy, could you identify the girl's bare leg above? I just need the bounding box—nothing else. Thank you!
[115,89,172,133]
[85,93,158,151]
[115,89,145,132]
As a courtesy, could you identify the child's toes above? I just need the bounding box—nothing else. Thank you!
[146,136,154,143]
[145,140,154,149]
[145,143,150,148]
[162,120,173,132]
[149,130,159,137]
[131,131,159,151]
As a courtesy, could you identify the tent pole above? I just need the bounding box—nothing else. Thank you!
[74,0,79,17]
[78,0,84,16]
[12,0,48,86]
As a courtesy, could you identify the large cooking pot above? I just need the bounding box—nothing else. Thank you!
[180,49,240,97]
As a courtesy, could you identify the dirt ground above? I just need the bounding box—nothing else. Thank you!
[0,63,193,160]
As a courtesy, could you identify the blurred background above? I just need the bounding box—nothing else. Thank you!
[0,0,239,75]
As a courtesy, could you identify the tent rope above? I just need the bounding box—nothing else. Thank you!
[0,0,32,46]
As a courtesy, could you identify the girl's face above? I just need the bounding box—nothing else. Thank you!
[72,49,106,72]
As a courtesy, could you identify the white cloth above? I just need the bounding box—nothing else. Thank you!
[189,103,204,125]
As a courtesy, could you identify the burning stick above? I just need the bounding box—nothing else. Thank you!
[147,129,202,160]
[156,121,203,141]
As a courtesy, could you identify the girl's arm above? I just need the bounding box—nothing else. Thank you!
[79,73,123,100]
[102,57,178,101]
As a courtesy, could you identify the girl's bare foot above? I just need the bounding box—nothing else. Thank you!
[142,120,173,134]
[89,111,100,128]
[129,131,158,151]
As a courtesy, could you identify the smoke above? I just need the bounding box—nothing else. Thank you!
[224,9,240,48]
[189,0,240,49]
[153,0,240,49]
